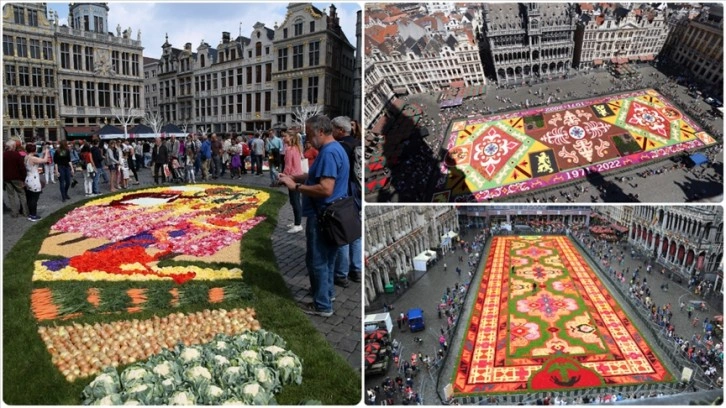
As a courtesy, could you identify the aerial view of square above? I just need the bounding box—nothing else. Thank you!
[364,2,724,203]
[364,206,723,405]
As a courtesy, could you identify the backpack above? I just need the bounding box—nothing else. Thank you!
[242,143,250,156]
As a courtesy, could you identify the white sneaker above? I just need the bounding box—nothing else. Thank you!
[286,223,295,228]
[287,225,303,233]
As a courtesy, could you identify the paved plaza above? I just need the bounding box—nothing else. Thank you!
[364,228,722,405]
[366,64,723,203]
[2,166,361,371]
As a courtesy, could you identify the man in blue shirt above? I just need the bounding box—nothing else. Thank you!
[278,115,349,317]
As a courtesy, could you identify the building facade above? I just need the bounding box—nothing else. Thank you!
[458,206,592,228]
[3,3,59,140]
[364,3,486,123]
[143,56,159,118]
[574,3,669,69]
[628,206,723,279]
[272,3,355,129]
[353,9,362,123]
[665,4,723,92]
[56,3,144,137]
[479,3,577,84]
[365,206,459,306]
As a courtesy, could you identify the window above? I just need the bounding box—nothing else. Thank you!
[237,68,243,86]
[31,67,41,87]
[132,54,139,76]
[112,51,120,73]
[221,71,226,87]
[277,80,287,107]
[291,78,302,106]
[283,28,288,39]
[85,47,94,71]
[29,39,40,59]
[310,21,315,33]
[42,40,53,60]
[255,92,261,112]
[5,64,16,86]
[264,91,271,112]
[28,9,38,26]
[98,82,110,107]
[20,95,31,118]
[265,46,270,55]
[18,66,30,86]
[33,96,43,118]
[13,6,24,25]
[246,66,252,84]
[16,37,27,58]
[265,63,271,81]
[246,93,252,112]
[121,52,129,75]
[7,95,19,118]
[3,35,14,56]
[73,44,82,70]
[75,80,84,106]
[86,81,95,105]
[46,97,55,119]
[44,68,54,87]
[307,76,319,104]
[294,20,303,36]
[309,41,320,66]
[62,80,72,105]
[112,84,121,106]
[237,94,242,113]
[256,65,261,83]
[256,42,262,57]
[228,95,234,114]
[293,45,303,69]
[278,48,288,71]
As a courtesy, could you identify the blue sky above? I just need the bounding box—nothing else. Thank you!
[46,2,360,59]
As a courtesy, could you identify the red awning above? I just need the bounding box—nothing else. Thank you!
[610,57,618,63]
[593,59,603,65]
[619,57,629,64]
[450,80,465,88]
[644,54,655,61]
[629,56,639,61]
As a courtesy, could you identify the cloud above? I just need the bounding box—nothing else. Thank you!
[47,2,359,58]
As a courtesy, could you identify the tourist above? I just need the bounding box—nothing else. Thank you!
[104,140,121,191]
[24,143,50,221]
[80,144,96,196]
[303,140,318,169]
[42,142,55,184]
[277,115,350,317]
[152,137,169,185]
[199,134,211,180]
[251,132,265,176]
[279,131,304,233]
[184,137,197,184]
[53,140,75,202]
[228,136,242,179]
[4,139,28,217]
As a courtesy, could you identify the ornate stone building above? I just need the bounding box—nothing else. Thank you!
[272,3,355,128]
[143,57,159,118]
[3,3,58,140]
[364,3,486,123]
[627,206,723,279]
[664,4,723,91]
[573,3,669,69]
[57,3,144,136]
[365,206,458,306]
[353,9,362,123]
[457,205,591,228]
[479,3,577,84]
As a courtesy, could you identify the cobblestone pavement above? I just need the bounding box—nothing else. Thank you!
[2,165,361,372]
[365,228,722,404]
[401,64,723,203]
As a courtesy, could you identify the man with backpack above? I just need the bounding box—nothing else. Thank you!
[330,116,362,286]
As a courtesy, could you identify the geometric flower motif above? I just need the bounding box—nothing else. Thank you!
[515,245,553,259]
[626,101,670,141]
[509,316,541,351]
[470,126,522,180]
[517,292,578,323]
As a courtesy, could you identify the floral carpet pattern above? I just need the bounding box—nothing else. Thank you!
[453,236,673,395]
[433,89,717,202]
[28,185,270,382]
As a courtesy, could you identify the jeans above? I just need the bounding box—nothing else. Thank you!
[253,154,263,174]
[153,162,166,184]
[349,237,362,273]
[212,155,222,177]
[92,169,100,194]
[305,215,336,312]
[335,244,350,280]
[58,165,72,200]
[4,180,28,216]
[25,188,40,217]
[288,189,302,225]
[143,152,152,168]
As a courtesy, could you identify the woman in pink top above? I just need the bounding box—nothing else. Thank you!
[282,131,304,233]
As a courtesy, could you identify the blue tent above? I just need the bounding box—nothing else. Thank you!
[689,153,709,166]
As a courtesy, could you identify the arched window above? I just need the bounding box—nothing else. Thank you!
[200,54,205,67]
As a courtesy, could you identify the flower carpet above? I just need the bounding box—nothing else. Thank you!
[453,235,673,395]
[433,89,717,202]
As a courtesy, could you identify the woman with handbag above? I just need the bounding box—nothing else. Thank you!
[280,131,304,233]
[24,143,50,221]
[80,144,96,196]
[104,140,120,192]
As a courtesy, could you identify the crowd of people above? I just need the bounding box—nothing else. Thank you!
[574,231,723,390]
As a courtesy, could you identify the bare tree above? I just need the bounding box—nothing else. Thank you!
[178,120,192,135]
[197,125,210,136]
[292,103,324,130]
[114,94,143,138]
[143,111,165,136]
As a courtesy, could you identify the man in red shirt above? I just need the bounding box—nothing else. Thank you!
[3,139,28,217]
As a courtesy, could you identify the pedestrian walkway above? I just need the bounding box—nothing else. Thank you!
[2,166,361,371]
